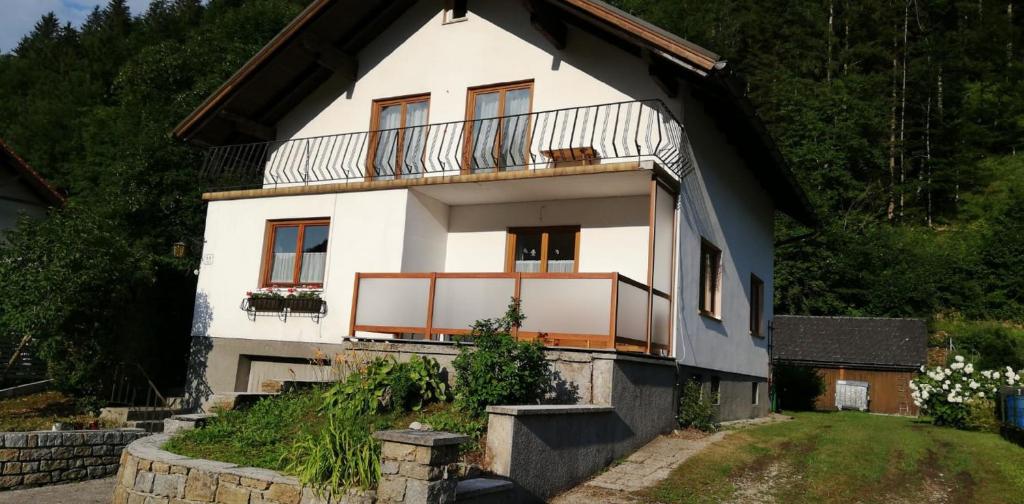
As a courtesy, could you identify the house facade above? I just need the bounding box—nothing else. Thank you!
[0,139,63,235]
[177,0,816,420]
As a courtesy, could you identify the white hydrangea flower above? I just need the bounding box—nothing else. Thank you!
[964,364,974,374]
[982,370,993,379]
[942,382,949,390]
[922,390,930,399]
[978,392,986,398]
[994,372,1001,379]
[920,365,926,372]
[969,380,979,389]
[955,355,965,363]
[951,362,964,370]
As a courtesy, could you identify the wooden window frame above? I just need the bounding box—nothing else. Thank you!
[504,225,581,273]
[750,274,765,337]
[260,218,331,288]
[463,80,534,173]
[698,238,723,319]
[368,93,431,180]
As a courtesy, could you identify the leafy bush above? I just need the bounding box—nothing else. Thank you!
[677,380,718,432]
[934,318,1024,370]
[452,299,551,416]
[774,364,826,410]
[286,413,382,493]
[321,355,449,415]
[912,355,1020,429]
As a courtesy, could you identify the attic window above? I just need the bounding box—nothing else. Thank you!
[444,0,468,23]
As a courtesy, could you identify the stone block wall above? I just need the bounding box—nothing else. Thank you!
[112,434,376,504]
[0,429,148,490]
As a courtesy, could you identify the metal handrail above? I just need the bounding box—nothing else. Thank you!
[201,99,692,191]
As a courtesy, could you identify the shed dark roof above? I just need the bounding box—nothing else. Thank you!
[772,316,927,370]
[171,0,818,228]
[0,139,65,207]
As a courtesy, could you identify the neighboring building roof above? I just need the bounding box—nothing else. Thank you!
[772,316,928,370]
[170,0,818,227]
[0,139,65,207]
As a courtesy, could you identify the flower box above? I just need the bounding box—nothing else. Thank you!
[248,296,285,312]
[286,297,325,313]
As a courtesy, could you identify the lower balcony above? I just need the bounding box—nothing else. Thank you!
[349,272,672,356]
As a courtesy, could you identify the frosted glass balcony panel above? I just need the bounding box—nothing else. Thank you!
[616,280,648,342]
[519,278,611,335]
[652,295,671,346]
[354,277,430,329]
[432,277,516,331]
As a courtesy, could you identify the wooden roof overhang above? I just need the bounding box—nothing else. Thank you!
[0,139,65,207]
[172,0,818,228]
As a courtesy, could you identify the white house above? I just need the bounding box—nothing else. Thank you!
[176,0,817,419]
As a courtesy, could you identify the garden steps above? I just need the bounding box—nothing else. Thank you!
[163,413,217,434]
[455,477,514,503]
[100,406,181,427]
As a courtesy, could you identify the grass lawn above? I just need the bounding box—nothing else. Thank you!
[644,411,1024,504]
[163,389,484,473]
[0,391,101,431]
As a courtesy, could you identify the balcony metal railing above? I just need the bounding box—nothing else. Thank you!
[201,100,691,191]
[349,272,672,356]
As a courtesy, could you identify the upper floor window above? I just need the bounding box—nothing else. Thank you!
[750,274,765,337]
[370,94,430,180]
[506,226,579,273]
[699,238,722,318]
[262,219,330,288]
[465,81,533,173]
[444,0,468,23]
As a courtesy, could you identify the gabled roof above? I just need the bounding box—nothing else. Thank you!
[772,315,928,370]
[0,139,65,207]
[171,0,818,227]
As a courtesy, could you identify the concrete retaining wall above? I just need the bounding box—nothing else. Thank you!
[486,354,677,501]
[112,434,375,504]
[188,337,630,410]
[0,428,148,490]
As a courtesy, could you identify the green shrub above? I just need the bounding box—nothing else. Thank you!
[965,398,1001,432]
[285,413,382,493]
[321,355,450,415]
[452,299,551,416]
[678,380,718,432]
[774,364,826,411]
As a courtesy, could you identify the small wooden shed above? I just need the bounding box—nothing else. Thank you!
[772,316,928,416]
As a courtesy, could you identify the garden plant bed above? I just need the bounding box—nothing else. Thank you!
[0,391,104,431]
[642,411,1024,504]
[162,389,486,475]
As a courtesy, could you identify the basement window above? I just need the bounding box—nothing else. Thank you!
[751,382,760,405]
[711,377,721,405]
[444,0,468,23]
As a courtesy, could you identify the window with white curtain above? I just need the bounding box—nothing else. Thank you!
[466,81,532,173]
[263,220,330,287]
[370,95,430,180]
[507,227,579,273]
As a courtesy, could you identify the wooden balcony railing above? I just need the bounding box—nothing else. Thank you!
[349,272,671,356]
[201,100,691,192]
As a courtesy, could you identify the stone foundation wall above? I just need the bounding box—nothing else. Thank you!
[0,428,148,490]
[112,434,375,504]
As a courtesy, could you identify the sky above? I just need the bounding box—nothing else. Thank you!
[1,0,152,53]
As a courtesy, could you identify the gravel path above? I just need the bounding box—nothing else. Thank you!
[0,477,115,504]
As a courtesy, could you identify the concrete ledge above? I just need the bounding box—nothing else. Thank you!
[372,430,469,447]
[485,405,615,416]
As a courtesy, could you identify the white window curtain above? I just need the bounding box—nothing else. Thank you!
[299,252,327,283]
[546,260,575,273]
[501,89,531,170]
[402,102,429,177]
[270,253,296,283]
[471,93,500,173]
[515,260,541,273]
[374,105,402,179]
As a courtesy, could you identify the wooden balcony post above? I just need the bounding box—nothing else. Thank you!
[609,274,619,351]
[425,273,436,340]
[348,273,361,337]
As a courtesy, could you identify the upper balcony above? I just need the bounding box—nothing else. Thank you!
[200,100,691,201]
